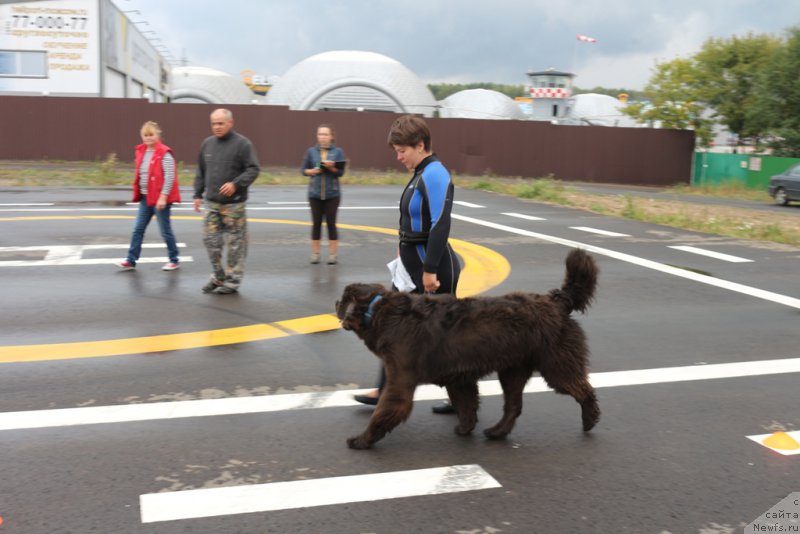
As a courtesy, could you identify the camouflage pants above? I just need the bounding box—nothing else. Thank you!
[203,201,247,289]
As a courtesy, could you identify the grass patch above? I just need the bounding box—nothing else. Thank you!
[517,178,568,203]
[667,181,771,202]
[621,195,645,219]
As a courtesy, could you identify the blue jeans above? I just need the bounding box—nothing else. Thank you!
[126,199,179,264]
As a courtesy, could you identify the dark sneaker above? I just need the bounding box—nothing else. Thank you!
[432,401,456,414]
[214,285,238,295]
[201,280,221,293]
[354,394,379,406]
[117,260,135,271]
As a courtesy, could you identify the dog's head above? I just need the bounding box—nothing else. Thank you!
[335,283,388,332]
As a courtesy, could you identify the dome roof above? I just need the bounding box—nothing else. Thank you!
[569,93,638,127]
[265,50,437,116]
[439,89,526,120]
[170,66,255,104]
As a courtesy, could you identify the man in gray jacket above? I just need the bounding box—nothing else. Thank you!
[193,108,260,294]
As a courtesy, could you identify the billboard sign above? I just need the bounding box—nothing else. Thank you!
[0,0,99,95]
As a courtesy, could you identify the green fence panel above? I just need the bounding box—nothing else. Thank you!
[693,152,748,186]
[746,156,800,190]
[693,153,800,189]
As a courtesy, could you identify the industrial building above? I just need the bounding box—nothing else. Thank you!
[0,0,171,101]
[1,0,634,126]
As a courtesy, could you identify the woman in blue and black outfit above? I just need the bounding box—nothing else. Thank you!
[354,115,461,413]
[301,124,346,264]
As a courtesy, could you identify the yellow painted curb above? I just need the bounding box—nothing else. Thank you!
[0,217,510,363]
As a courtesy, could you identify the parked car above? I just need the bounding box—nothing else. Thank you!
[768,163,800,205]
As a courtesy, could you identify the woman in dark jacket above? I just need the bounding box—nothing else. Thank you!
[301,124,346,264]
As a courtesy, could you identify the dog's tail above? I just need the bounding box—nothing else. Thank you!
[550,248,598,314]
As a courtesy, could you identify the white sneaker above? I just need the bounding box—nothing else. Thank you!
[162,262,180,271]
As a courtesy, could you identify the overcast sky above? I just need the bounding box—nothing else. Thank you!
[119,0,798,90]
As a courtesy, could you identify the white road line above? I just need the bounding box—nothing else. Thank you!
[0,243,192,267]
[453,201,485,208]
[2,357,798,431]
[668,245,753,263]
[140,464,500,523]
[0,243,188,252]
[0,257,195,267]
[569,226,630,237]
[0,207,141,212]
[502,212,546,221]
[0,203,54,206]
[452,213,800,309]
[0,206,400,213]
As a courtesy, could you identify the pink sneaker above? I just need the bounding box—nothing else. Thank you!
[162,262,180,271]
[117,260,135,271]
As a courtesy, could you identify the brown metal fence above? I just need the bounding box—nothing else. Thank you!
[0,96,695,186]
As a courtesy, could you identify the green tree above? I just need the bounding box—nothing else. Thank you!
[694,33,781,141]
[748,27,800,156]
[622,58,712,145]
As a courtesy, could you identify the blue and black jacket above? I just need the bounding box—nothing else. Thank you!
[398,154,460,293]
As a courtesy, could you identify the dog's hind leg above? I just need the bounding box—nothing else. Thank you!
[543,373,601,432]
[347,376,416,450]
[483,368,529,440]
[446,381,479,436]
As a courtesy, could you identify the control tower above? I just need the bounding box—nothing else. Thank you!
[525,67,575,121]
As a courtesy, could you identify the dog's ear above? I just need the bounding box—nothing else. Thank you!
[340,299,361,332]
[336,284,386,332]
[336,284,366,332]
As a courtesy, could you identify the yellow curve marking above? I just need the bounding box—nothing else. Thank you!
[0,217,510,363]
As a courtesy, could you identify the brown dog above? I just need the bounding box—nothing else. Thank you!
[336,248,600,449]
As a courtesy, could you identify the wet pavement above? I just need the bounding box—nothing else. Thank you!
[0,184,798,533]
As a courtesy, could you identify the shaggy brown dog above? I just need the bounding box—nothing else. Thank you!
[336,248,600,450]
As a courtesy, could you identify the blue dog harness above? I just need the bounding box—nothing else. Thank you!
[363,294,383,327]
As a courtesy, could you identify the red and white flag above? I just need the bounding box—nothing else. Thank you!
[576,34,597,43]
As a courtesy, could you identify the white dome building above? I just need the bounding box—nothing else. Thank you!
[568,93,638,127]
[439,89,526,120]
[170,66,255,104]
[265,50,437,116]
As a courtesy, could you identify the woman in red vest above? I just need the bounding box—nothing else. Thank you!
[117,121,182,271]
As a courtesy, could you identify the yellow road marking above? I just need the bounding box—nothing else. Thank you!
[275,314,343,335]
[0,217,510,363]
[0,325,289,363]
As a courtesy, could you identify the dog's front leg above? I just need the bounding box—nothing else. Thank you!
[446,382,479,436]
[348,377,416,450]
[484,368,528,440]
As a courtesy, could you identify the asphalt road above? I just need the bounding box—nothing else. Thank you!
[0,185,798,534]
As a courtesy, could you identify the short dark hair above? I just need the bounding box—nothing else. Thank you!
[387,115,431,151]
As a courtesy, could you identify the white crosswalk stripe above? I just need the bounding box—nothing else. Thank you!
[668,245,753,263]
[140,464,501,523]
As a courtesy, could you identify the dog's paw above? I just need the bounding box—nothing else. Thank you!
[482,427,509,440]
[581,401,601,432]
[454,424,474,436]
[582,415,599,432]
[347,436,373,450]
